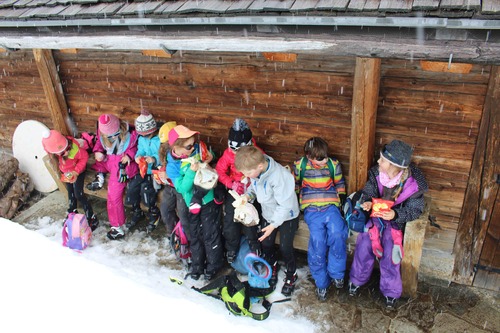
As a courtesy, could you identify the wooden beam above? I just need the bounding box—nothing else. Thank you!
[33,49,73,136]
[348,57,380,193]
[420,60,473,74]
[262,52,297,62]
[452,65,500,284]
[401,196,431,298]
[141,49,173,58]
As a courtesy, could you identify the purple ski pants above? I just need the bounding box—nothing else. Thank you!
[349,219,402,299]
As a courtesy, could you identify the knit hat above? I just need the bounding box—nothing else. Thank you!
[158,121,178,143]
[135,110,157,136]
[98,114,120,135]
[41,129,68,154]
[381,140,413,169]
[228,118,253,150]
[168,125,199,146]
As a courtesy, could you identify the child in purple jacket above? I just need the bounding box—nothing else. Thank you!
[348,140,428,308]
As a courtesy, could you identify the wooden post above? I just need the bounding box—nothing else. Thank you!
[33,49,73,136]
[43,155,66,195]
[349,57,381,193]
[452,66,500,284]
[401,196,431,297]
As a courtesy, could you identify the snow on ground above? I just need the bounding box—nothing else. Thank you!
[0,217,316,333]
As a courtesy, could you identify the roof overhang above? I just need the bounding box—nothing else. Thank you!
[1,16,500,63]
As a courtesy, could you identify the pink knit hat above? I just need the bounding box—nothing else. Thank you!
[42,129,68,154]
[98,114,120,135]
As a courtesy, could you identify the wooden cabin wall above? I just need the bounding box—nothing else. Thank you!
[378,59,489,232]
[0,50,53,149]
[0,49,493,283]
[54,50,356,174]
[377,59,490,281]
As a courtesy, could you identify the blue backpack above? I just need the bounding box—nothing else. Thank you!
[343,192,369,233]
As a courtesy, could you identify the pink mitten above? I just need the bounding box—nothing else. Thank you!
[368,224,383,259]
[231,181,246,195]
[391,228,404,265]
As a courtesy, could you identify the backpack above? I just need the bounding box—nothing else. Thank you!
[343,191,369,233]
[193,272,288,321]
[170,221,191,267]
[297,157,335,185]
[62,213,92,251]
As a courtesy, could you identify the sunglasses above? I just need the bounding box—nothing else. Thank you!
[106,131,120,139]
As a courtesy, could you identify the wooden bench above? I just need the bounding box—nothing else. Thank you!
[278,196,431,298]
[45,155,429,297]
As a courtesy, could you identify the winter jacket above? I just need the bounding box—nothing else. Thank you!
[57,137,89,175]
[215,140,264,188]
[91,124,139,180]
[246,155,300,228]
[166,142,214,206]
[362,163,428,230]
[135,134,161,175]
[294,157,346,210]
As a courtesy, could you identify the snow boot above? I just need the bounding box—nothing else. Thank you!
[107,226,125,240]
[126,207,144,229]
[269,261,280,288]
[146,207,161,233]
[86,172,104,191]
[281,272,297,297]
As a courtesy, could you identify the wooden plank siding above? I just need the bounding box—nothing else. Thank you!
[0,50,54,146]
[55,50,356,174]
[377,59,489,232]
[0,49,494,285]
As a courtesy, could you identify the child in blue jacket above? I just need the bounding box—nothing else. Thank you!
[125,110,161,233]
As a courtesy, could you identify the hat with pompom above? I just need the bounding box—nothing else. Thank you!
[98,114,120,135]
[135,110,157,136]
[381,140,413,169]
[228,118,253,150]
[42,129,68,154]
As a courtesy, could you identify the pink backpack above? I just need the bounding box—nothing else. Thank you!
[170,221,191,267]
[62,213,92,251]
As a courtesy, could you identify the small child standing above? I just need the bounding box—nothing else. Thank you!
[125,110,162,233]
[348,139,428,309]
[166,125,223,281]
[234,146,300,296]
[90,114,139,240]
[294,137,347,301]
[42,129,99,231]
[216,118,262,263]
[157,121,190,237]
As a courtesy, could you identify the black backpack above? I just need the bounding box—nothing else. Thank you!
[192,272,289,321]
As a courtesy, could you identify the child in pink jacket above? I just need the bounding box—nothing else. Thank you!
[42,129,99,231]
[90,114,139,240]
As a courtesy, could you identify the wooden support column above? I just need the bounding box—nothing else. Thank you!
[348,57,381,193]
[452,65,500,285]
[33,49,72,136]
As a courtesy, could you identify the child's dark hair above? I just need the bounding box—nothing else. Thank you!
[304,137,329,160]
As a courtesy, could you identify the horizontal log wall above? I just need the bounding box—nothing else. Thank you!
[0,51,53,147]
[0,49,493,283]
[378,59,489,233]
[55,50,356,174]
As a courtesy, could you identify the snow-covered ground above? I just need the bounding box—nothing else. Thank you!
[0,217,316,333]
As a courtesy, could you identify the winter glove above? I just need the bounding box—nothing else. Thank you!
[391,228,404,265]
[368,224,384,259]
[118,162,128,183]
[231,181,246,195]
